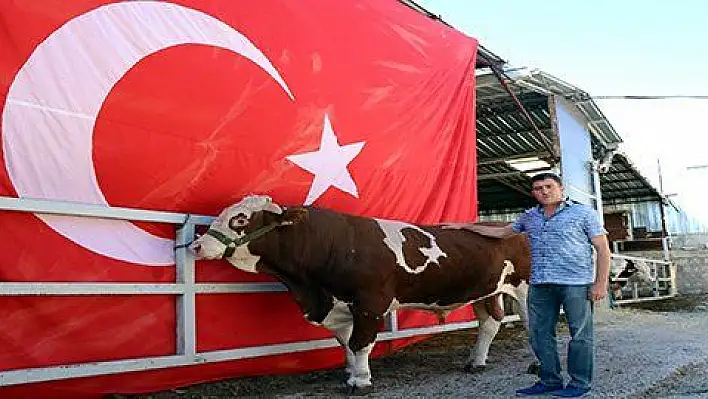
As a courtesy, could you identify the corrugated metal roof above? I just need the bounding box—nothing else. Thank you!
[600,153,663,205]
[476,92,553,161]
[475,69,664,214]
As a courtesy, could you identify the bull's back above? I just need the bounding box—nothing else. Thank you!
[275,210,530,307]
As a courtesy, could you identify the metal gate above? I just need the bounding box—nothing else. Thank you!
[0,196,517,387]
[610,253,677,305]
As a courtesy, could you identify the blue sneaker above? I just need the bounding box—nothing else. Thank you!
[516,382,564,396]
[551,386,590,397]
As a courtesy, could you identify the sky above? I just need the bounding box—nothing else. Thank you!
[417,0,708,228]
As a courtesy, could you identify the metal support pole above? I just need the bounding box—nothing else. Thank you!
[175,221,196,359]
[591,160,605,224]
[657,159,670,260]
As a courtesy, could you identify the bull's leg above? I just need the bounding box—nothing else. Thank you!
[512,282,540,375]
[321,300,356,379]
[466,300,502,372]
[514,283,530,330]
[344,308,381,390]
[347,342,375,391]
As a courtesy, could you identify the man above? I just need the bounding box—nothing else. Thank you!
[450,172,610,398]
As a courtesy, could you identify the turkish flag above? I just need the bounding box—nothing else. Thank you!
[0,0,478,397]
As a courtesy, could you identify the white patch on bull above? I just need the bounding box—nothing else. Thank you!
[307,297,353,329]
[496,260,516,292]
[375,219,447,274]
[225,239,261,273]
[218,194,282,220]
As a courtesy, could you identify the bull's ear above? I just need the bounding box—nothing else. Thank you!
[279,207,308,226]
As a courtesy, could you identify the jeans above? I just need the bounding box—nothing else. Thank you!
[528,284,594,390]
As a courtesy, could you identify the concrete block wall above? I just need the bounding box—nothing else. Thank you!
[670,233,708,250]
[669,249,708,295]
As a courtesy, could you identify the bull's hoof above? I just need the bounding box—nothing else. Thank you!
[463,363,487,373]
[342,384,373,396]
[527,362,540,375]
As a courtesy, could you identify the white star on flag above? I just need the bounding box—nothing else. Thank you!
[286,114,366,205]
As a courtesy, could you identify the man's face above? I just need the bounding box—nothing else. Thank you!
[531,178,564,206]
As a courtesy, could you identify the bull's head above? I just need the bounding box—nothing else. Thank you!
[189,195,307,272]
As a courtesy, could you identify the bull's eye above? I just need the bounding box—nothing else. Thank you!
[228,213,249,231]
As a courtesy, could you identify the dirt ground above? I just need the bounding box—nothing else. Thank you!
[118,294,708,398]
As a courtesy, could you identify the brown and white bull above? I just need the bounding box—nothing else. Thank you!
[189,195,532,390]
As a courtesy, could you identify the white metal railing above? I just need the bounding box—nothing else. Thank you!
[0,195,512,387]
[609,253,677,305]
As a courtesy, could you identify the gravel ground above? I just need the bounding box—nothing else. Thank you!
[121,294,708,398]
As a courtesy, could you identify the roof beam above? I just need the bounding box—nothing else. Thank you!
[478,166,552,181]
[478,172,523,180]
[600,177,650,185]
[477,128,554,140]
[478,151,553,165]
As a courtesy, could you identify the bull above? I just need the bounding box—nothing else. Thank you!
[189,195,532,391]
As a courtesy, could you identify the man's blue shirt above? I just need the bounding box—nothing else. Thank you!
[511,200,607,285]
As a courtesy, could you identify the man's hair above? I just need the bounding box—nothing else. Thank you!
[530,172,562,186]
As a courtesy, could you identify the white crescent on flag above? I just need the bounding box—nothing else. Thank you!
[1,1,294,265]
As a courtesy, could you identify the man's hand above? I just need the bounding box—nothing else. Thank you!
[589,281,608,301]
[441,222,470,230]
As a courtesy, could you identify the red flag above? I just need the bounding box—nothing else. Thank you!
[0,1,478,397]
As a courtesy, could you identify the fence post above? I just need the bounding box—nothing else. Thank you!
[176,220,197,359]
[384,310,399,333]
